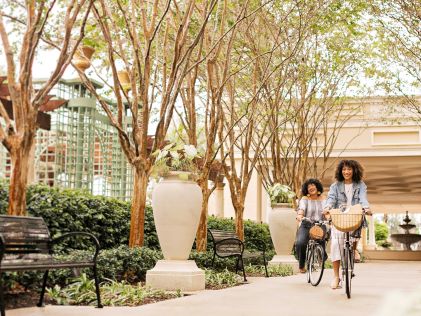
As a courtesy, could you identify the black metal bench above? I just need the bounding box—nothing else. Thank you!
[0,215,102,316]
[207,229,268,281]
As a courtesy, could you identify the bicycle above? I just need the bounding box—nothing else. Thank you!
[302,218,330,286]
[329,204,370,299]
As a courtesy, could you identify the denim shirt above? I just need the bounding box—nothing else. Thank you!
[324,181,369,209]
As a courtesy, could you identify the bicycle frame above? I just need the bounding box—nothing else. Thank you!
[341,231,355,298]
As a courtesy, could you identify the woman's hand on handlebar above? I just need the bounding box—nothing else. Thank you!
[363,208,372,216]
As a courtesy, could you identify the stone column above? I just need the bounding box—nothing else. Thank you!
[215,181,225,218]
[365,216,377,250]
[256,174,262,223]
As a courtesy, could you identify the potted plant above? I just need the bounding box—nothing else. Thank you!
[268,183,295,207]
[267,183,298,270]
[147,143,205,291]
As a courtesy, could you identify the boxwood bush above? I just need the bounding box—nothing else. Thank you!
[0,182,273,252]
[0,182,159,251]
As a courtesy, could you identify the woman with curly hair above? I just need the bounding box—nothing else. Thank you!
[323,159,371,289]
[295,178,325,273]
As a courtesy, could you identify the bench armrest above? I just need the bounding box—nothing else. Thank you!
[0,234,4,262]
[52,232,100,260]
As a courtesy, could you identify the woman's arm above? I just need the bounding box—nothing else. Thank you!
[323,182,338,211]
[358,181,370,209]
[296,198,307,221]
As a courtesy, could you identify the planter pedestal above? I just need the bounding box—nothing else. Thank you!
[146,260,205,292]
[268,203,299,273]
[146,172,205,291]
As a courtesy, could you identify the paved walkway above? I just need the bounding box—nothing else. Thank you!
[8,261,421,316]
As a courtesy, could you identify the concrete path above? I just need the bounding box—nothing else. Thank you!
[8,261,421,316]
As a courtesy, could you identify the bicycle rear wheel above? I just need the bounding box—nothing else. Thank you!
[344,247,353,298]
[309,244,325,286]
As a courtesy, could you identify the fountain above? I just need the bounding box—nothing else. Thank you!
[391,212,421,250]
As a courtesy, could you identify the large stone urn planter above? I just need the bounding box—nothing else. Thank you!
[146,172,205,291]
[268,203,298,272]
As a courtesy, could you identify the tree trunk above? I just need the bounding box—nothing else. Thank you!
[8,143,32,216]
[196,180,210,252]
[129,168,148,247]
[235,205,245,241]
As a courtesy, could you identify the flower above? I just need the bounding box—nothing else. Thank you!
[268,183,295,205]
[152,143,200,179]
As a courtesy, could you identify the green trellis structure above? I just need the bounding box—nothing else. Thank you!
[0,78,134,200]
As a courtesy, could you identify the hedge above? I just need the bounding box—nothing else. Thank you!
[0,183,158,251]
[0,182,273,252]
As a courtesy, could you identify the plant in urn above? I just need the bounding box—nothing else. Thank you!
[146,143,205,291]
[267,184,298,271]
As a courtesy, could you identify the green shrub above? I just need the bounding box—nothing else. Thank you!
[376,239,392,249]
[375,221,389,241]
[189,250,237,271]
[0,183,272,253]
[189,249,275,273]
[324,259,333,269]
[0,183,159,251]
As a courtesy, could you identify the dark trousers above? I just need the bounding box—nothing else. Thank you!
[295,222,311,269]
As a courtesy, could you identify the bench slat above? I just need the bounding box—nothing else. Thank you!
[0,216,51,252]
[1,261,94,271]
[0,222,48,231]
[2,235,50,242]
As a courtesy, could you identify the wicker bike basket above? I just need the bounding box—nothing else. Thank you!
[329,204,364,233]
[309,225,326,240]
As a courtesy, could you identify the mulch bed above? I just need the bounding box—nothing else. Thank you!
[6,290,177,309]
[6,279,247,309]
[5,290,53,310]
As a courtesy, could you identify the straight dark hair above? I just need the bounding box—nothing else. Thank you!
[335,160,364,183]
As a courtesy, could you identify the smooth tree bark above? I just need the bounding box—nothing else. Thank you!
[76,0,217,247]
[0,0,93,215]
[177,0,267,250]
[218,2,307,239]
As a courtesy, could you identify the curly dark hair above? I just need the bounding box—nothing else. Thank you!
[301,178,324,196]
[334,159,364,182]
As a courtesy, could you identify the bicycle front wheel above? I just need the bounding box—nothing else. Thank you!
[309,244,325,286]
[306,244,311,283]
[344,248,353,298]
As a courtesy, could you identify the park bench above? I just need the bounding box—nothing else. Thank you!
[0,215,102,316]
[207,228,268,281]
